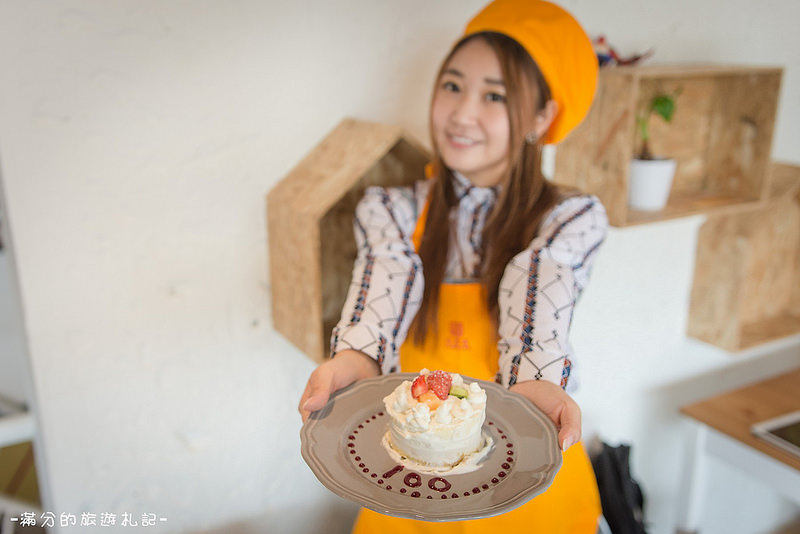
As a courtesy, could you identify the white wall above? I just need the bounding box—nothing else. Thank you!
[0,1,798,534]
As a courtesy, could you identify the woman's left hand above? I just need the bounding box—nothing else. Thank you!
[509,380,581,452]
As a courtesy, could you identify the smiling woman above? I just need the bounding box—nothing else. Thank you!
[417,30,564,346]
[299,1,608,533]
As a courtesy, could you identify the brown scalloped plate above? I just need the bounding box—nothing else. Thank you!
[300,373,562,522]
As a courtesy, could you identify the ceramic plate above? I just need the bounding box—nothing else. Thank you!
[300,373,562,522]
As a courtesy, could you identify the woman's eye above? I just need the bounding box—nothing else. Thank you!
[442,81,460,92]
[486,92,506,103]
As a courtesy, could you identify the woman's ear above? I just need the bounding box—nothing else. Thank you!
[531,99,559,140]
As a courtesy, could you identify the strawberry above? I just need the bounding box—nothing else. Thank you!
[426,370,452,400]
[411,375,428,399]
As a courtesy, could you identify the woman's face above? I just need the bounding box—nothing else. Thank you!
[431,38,510,188]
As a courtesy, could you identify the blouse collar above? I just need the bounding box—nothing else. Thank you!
[451,171,499,205]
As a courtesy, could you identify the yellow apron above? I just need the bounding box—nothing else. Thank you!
[352,199,601,534]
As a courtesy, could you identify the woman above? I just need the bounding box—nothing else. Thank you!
[300,1,607,532]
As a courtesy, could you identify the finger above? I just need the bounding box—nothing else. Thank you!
[557,401,581,451]
[299,394,327,422]
[298,376,323,417]
[298,381,313,414]
[299,369,334,422]
[298,382,316,422]
[302,390,330,414]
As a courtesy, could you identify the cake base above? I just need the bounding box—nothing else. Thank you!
[381,430,494,475]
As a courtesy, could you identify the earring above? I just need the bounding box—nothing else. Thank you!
[525,131,538,145]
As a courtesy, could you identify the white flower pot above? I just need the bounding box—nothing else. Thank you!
[628,158,677,211]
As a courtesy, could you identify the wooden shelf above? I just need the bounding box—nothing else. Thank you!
[738,314,800,351]
[627,192,762,225]
[553,63,783,226]
[267,119,429,362]
[688,162,800,351]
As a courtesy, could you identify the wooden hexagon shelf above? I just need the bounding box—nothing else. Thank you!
[267,119,430,362]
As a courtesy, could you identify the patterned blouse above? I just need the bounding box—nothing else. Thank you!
[330,172,608,390]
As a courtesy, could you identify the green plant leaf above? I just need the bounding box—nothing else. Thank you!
[651,95,675,122]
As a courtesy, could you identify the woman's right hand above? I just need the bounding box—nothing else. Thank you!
[298,349,380,422]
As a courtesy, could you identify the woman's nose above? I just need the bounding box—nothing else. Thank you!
[450,94,479,124]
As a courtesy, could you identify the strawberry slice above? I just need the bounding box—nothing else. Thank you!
[411,375,428,399]
[426,370,452,400]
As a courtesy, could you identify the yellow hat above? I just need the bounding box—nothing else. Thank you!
[464,0,598,144]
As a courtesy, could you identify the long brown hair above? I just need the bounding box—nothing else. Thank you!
[412,31,565,344]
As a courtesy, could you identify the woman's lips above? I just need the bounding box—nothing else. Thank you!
[446,133,480,148]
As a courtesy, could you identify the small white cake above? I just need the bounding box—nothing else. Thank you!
[382,369,489,471]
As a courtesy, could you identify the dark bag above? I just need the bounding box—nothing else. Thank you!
[590,442,647,534]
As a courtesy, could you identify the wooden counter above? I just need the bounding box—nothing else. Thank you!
[677,368,800,533]
[680,368,800,471]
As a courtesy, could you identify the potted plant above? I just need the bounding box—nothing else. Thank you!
[628,92,679,211]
